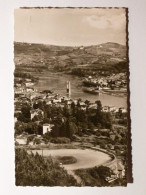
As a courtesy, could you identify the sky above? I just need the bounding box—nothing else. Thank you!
[14,8,127,46]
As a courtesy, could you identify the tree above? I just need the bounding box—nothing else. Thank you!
[71,102,75,110]
[95,100,102,112]
[37,101,44,110]
[25,122,40,134]
[15,148,78,186]
[21,105,31,119]
[60,122,67,137]
[27,135,35,145]
[33,137,41,145]
[59,119,78,139]
[76,109,87,124]
[32,115,39,122]
[33,103,39,109]
[104,112,112,129]
[88,121,95,131]
[51,124,61,137]
[71,102,76,115]
[15,121,27,135]
[43,117,51,124]
[37,124,43,135]
[95,166,111,178]
[17,104,31,123]
[77,98,82,108]
[67,121,78,139]
[63,104,70,117]
[93,100,103,126]
[85,100,90,106]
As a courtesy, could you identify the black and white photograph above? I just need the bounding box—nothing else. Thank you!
[14,7,131,187]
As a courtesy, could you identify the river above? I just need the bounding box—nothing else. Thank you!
[34,72,127,108]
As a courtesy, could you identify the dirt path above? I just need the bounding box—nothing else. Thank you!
[67,170,84,186]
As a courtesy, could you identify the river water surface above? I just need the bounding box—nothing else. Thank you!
[34,72,127,108]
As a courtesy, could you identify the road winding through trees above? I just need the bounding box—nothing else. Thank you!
[30,148,112,185]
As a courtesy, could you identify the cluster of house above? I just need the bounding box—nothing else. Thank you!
[83,73,127,89]
[14,77,127,136]
[102,106,127,113]
[15,78,36,94]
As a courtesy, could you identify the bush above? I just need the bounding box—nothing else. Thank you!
[27,135,35,145]
[118,119,128,126]
[57,156,77,165]
[50,137,70,144]
[75,166,112,186]
[33,137,41,145]
[76,131,84,137]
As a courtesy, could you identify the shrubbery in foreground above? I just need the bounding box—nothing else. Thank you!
[75,166,112,186]
[75,166,127,186]
[15,148,78,186]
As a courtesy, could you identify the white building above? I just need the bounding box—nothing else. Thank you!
[25,82,34,87]
[119,107,127,113]
[30,109,44,120]
[52,98,62,103]
[46,100,52,105]
[43,124,53,134]
[79,102,86,110]
[109,106,116,112]
[25,79,31,82]
[26,88,34,93]
[102,106,109,112]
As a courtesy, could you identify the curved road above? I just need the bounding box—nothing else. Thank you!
[30,148,112,185]
[31,148,111,170]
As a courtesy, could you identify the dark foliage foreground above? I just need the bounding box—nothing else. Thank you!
[75,166,112,186]
[15,148,78,186]
[75,166,127,186]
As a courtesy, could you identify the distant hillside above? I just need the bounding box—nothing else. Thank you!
[14,42,127,76]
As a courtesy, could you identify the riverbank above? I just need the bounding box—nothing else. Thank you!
[32,71,127,108]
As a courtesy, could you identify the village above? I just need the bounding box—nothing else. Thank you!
[14,75,127,116]
[14,77,127,136]
[14,75,128,184]
[82,73,127,96]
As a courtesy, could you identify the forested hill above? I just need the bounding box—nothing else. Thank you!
[14,42,127,75]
